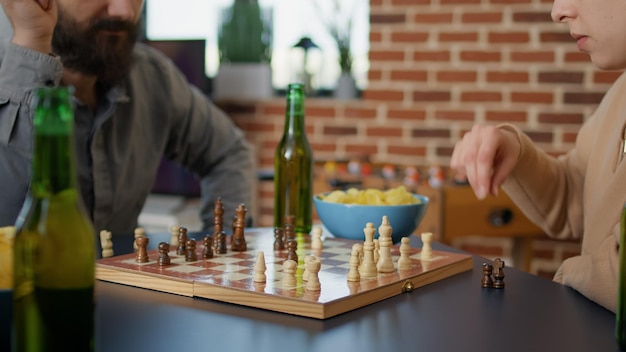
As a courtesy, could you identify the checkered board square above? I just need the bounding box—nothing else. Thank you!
[96,228,472,319]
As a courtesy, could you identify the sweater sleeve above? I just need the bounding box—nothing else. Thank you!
[553,223,619,312]
[0,43,63,226]
[500,124,586,240]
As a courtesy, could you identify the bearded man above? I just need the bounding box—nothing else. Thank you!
[0,0,255,234]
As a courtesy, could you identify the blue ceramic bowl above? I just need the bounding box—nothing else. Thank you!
[313,193,429,244]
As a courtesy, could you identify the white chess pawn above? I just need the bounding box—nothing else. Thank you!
[421,232,433,260]
[253,251,266,283]
[100,230,114,258]
[397,237,412,270]
[305,257,321,291]
[311,227,323,250]
[282,260,298,289]
[134,227,145,251]
[347,243,361,282]
[169,225,180,247]
[303,255,313,281]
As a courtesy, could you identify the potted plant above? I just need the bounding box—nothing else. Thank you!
[213,0,273,100]
[313,0,358,99]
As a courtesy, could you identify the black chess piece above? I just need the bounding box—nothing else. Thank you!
[216,230,228,254]
[158,242,171,266]
[274,227,285,251]
[202,235,214,259]
[185,239,198,262]
[481,262,494,288]
[177,227,188,255]
[493,258,505,289]
[286,239,298,262]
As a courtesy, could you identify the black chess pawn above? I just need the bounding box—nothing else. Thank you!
[202,235,214,259]
[274,227,285,251]
[493,258,505,289]
[216,230,228,254]
[481,262,494,288]
[185,239,198,262]
[286,239,298,262]
[158,242,171,266]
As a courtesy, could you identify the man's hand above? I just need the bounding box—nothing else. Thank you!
[449,125,521,199]
[0,0,57,54]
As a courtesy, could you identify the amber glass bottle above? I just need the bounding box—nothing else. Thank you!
[273,83,313,234]
[12,87,95,352]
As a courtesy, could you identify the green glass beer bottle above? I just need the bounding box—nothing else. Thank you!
[12,87,95,352]
[274,83,313,234]
[617,202,626,349]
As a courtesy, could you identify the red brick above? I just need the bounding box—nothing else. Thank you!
[413,51,451,61]
[369,50,405,62]
[564,51,591,63]
[243,122,275,132]
[411,128,451,138]
[441,0,480,4]
[306,106,336,117]
[538,71,584,84]
[488,32,530,43]
[462,12,502,23]
[563,92,605,104]
[460,51,501,62]
[370,31,383,43]
[370,14,407,24]
[323,126,358,136]
[345,144,379,155]
[363,89,405,102]
[436,146,455,157]
[366,127,403,137]
[594,71,623,84]
[511,51,555,62]
[461,91,502,102]
[538,113,584,124]
[439,32,479,42]
[391,0,431,4]
[391,31,429,43]
[492,0,531,3]
[414,13,454,23]
[511,92,553,103]
[485,111,528,122]
[262,105,285,115]
[413,91,452,102]
[345,107,378,119]
[512,11,552,22]
[391,69,428,82]
[526,131,554,143]
[486,71,529,83]
[387,108,427,120]
[563,132,578,143]
[540,31,573,43]
[368,69,383,81]
[436,71,477,82]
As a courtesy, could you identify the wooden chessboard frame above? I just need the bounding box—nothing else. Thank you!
[96,229,473,319]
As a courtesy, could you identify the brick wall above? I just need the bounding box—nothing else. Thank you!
[220,0,623,275]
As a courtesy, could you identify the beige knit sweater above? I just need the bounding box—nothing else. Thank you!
[501,71,626,312]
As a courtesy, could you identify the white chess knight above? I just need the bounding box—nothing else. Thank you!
[100,230,113,258]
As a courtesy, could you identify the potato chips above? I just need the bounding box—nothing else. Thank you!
[320,185,420,206]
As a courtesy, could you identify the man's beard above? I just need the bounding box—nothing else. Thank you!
[52,11,139,90]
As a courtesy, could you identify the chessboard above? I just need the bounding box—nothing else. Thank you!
[96,228,473,319]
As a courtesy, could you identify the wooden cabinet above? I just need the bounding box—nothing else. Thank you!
[416,184,545,271]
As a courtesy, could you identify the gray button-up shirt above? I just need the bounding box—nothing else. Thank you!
[0,42,255,234]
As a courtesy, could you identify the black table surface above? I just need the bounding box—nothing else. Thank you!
[1,230,621,352]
